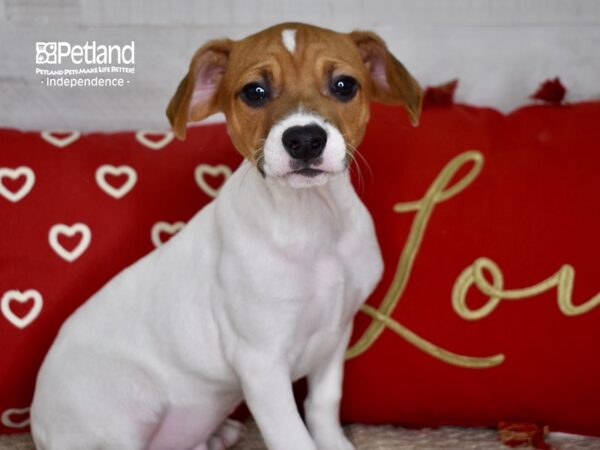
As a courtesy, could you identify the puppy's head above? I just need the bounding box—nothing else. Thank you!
[167,23,422,188]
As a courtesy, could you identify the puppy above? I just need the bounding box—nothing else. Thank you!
[31,23,422,450]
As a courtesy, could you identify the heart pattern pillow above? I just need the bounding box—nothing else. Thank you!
[0,125,242,433]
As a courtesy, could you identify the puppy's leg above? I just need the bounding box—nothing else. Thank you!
[238,357,316,450]
[304,325,355,450]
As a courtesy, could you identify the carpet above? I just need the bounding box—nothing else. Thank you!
[2,421,600,449]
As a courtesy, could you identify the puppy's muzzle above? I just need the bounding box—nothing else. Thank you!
[282,124,327,163]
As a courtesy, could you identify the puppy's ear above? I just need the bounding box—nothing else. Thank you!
[166,39,234,139]
[349,31,423,126]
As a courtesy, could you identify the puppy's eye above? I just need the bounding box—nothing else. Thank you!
[330,76,358,102]
[240,82,270,107]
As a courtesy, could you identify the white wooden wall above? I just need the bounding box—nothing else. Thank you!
[1,0,599,131]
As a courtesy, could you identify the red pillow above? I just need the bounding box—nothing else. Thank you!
[343,101,600,436]
[1,102,599,436]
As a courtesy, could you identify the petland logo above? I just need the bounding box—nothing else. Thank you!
[36,41,135,65]
[35,40,135,87]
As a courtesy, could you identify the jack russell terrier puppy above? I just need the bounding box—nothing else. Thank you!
[31,22,422,450]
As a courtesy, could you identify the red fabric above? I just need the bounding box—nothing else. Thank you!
[342,101,600,437]
[530,78,566,105]
[1,102,599,435]
[422,79,459,107]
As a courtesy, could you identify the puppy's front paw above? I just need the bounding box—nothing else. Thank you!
[313,429,355,450]
[207,419,245,450]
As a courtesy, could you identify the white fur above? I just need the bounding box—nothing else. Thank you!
[281,28,297,53]
[31,157,383,449]
[262,110,347,189]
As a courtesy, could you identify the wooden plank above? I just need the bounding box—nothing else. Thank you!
[4,0,80,23]
[5,0,600,26]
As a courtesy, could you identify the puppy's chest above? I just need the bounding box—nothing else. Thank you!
[282,255,352,377]
[260,215,376,337]
[298,253,357,327]
[281,247,367,371]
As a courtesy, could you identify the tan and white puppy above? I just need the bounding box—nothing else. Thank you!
[31,23,422,450]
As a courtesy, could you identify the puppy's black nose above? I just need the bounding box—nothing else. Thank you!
[282,124,327,162]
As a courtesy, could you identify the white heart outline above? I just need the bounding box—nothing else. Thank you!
[1,407,31,429]
[48,223,92,262]
[95,165,137,199]
[0,167,35,203]
[135,130,174,150]
[151,221,185,248]
[1,290,43,329]
[194,164,232,198]
[41,130,81,148]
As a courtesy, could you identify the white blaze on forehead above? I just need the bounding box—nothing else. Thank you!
[281,29,297,53]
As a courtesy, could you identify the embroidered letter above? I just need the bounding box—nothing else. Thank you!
[453,258,600,320]
[347,151,504,368]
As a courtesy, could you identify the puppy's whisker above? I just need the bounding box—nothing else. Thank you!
[341,138,368,194]
[345,146,365,194]
[352,148,374,183]
[342,135,373,186]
